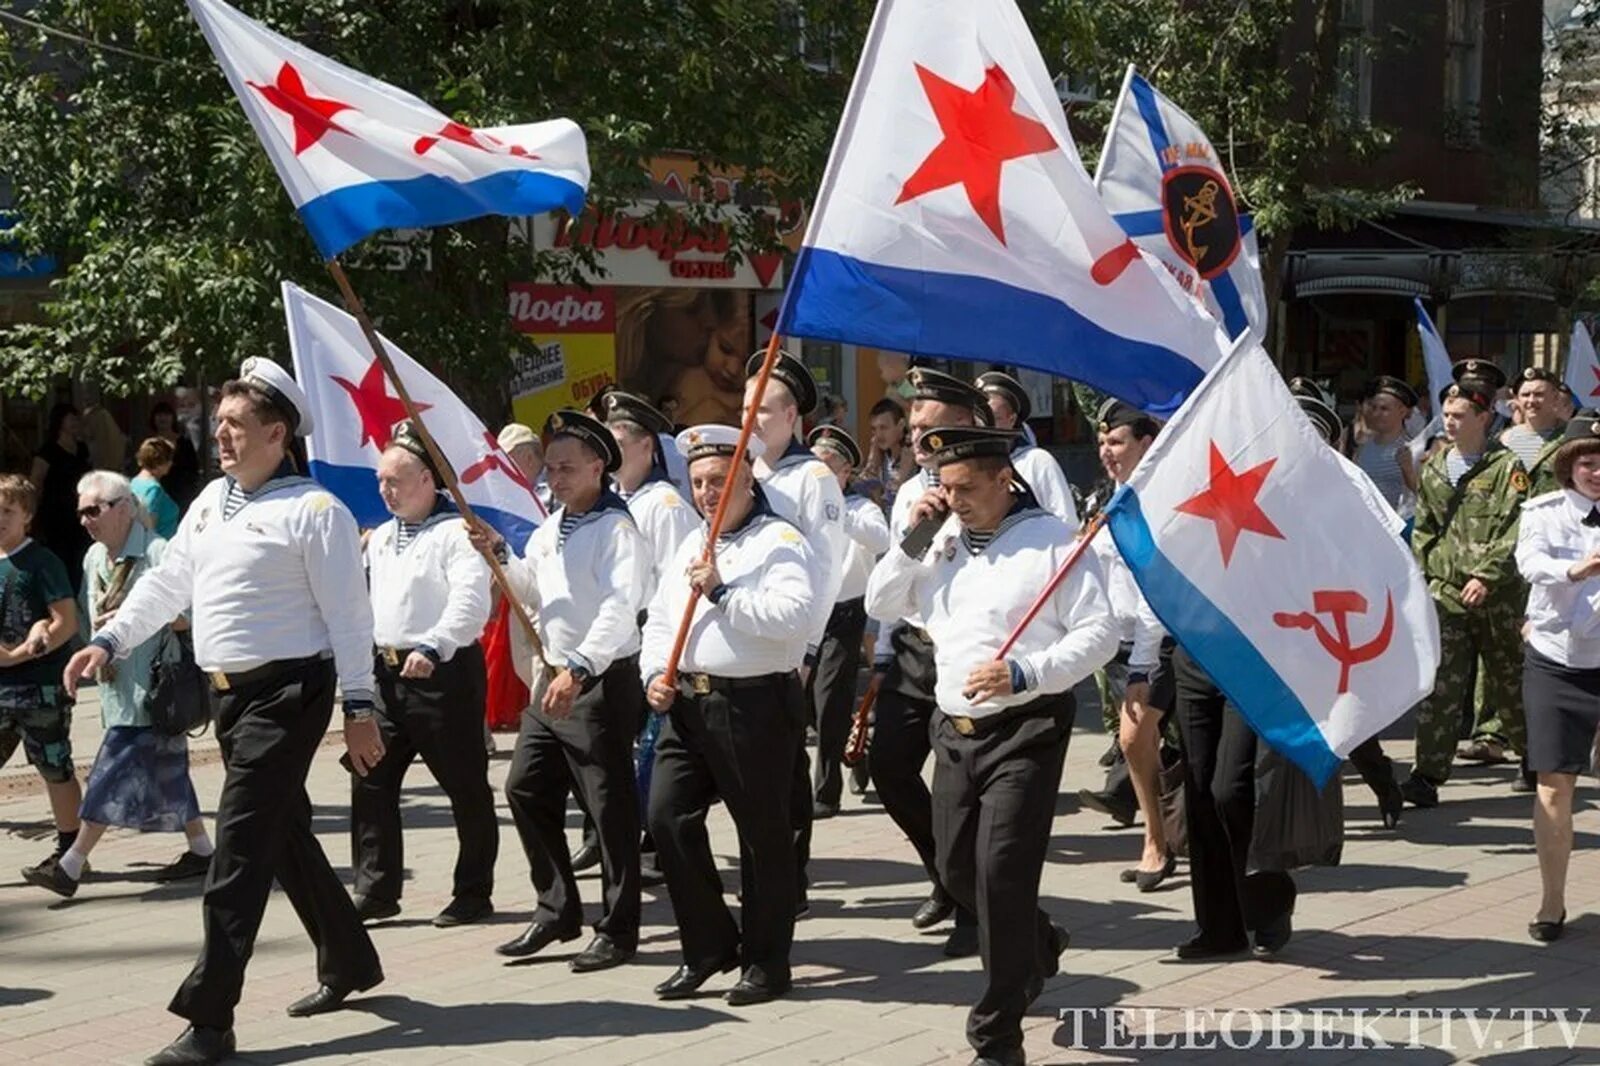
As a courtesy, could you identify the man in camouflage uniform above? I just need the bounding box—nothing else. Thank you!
[1502,366,1567,497]
[1401,375,1530,809]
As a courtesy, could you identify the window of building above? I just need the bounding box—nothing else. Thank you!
[1336,0,1373,123]
[1443,0,1483,147]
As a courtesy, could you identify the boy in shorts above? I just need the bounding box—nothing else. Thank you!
[0,473,83,877]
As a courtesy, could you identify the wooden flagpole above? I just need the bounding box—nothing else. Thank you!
[993,513,1106,662]
[324,258,544,656]
[660,330,785,688]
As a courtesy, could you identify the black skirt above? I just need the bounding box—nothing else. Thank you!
[1522,646,1600,776]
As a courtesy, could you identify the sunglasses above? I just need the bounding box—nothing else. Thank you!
[77,498,125,520]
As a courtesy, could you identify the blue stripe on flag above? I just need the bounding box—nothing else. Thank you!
[1113,209,1165,238]
[1106,486,1342,786]
[298,171,587,259]
[1129,75,1174,172]
[1209,270,1249,340]
[778,246,1205,416]
[1240,214,1254,236]
[308,460,540,554]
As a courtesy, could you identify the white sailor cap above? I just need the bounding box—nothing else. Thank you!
[239,356,314,436]
[674,424,766,463]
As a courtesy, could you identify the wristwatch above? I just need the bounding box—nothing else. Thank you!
[568,663,592,685]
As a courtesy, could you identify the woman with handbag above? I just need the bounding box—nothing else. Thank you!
[21,471,211,899]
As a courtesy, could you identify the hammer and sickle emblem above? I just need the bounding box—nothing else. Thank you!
[1272,589,1396,695]
[1180,180,1220,266]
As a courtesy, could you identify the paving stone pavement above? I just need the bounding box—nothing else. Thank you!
[2,685,1599,1065]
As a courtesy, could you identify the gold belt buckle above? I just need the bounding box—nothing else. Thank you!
[210,670,231,692]
[382,646,400,667]
[690,673,712,695]
[952,716,976,737]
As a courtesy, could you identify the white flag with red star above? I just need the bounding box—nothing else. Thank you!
[1106,337,1440,785]
[1567,318,1600,407]
[188,0,588,258]
[284,281,547,547]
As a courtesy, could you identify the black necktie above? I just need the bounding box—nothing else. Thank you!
[1585,508,1600,529]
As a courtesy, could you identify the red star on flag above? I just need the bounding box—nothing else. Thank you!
[247,62,356,155]
[895,64,1057,245]
[330,359,430,451]
[1175,443,1285,566]
[1589,364,1600,398]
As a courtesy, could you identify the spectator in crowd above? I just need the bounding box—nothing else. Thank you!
[81,404,128,473]
[863,398,917,504]
[1351,376,1420,518]
[498,423,551,514]
[149,401,202,513]
[132,437,182,539]
[21,471,211,898]
[29,402,92,593]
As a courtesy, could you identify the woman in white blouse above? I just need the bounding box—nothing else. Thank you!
[1514,409,1600,943]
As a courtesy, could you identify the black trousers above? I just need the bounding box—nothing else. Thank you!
[811,598,869,807]
[171,657,380,1030]
[504,655,643,947]
[1171,646,1295,947]
[931,695,1074,1060]
[871,626,941,887]
[351,644,497,906]
[648,673,802,987]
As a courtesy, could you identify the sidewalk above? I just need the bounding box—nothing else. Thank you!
[1,685,1597,1065]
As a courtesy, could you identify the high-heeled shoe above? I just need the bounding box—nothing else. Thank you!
[1135,850,1177,893]
[1528,911,1566,943]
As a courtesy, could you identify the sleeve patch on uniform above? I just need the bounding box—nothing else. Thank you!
[1510,470,1529,493]
[812,464,832,479]
[780,529,803,545]
[662,492,680,508]
[825,503,840,520]
[309,492,335,513]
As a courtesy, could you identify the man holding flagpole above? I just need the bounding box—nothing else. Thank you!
[63,359,383,1066]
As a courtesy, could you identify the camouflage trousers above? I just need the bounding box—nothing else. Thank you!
[1412,599,1526,784]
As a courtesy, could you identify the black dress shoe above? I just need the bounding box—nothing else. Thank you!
[970,1049,1026,1066]
[1098,739,1121,768]
[145,1025,235,1065]
[1076,788,1136,827]
[1511,771,1537,794]
[943,923,980,958]
[725,972,790,1006]
[495,920,580,958]
[1529,911,1566,943]
[155,850,212,883]
[353,895,401,922]
[812,800,839,820]
[911,892,954,930]
[1252,913,1293,957]
[848,763,869,795]
[1118,867,1138,884]
[654,957,738,999]
[286,972,383,1017]
[570,842,602,872]
[570,933,636,973]
[1399,774,1438,809]
[433,896,493,927]
[1174,934,1249,960]
[1135,851,1177,893]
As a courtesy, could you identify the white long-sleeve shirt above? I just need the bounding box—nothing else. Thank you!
[759,441,847,651]
[366,512,491,661]
[96,474,375,702]
[1517,489,1600,669]
[623,475,700,604]
[866,506,1118,717]
[837,494,892,602]
[505,494,648,674]
[1011,445,1079,527]
[868,467,958,665]
[641,505,817,680]
[1089,523,1165,670]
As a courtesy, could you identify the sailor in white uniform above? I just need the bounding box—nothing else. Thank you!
[976,370,1079,526]
[65,357,382,1066]
[867,424,1117,1066]
[473,409,650,975]
[805,424,890,818]
[642,424,817,1006]
[350,420,497,928]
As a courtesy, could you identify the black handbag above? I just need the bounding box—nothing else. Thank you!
[144,628,212,736]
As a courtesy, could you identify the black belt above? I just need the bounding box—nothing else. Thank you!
[208,654,327,693]
[375,645,418,669]
[677,671,791,697]
[943,694,1068,739]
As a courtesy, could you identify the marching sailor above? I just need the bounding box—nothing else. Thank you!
[473,409,651,973]
[350,420,497,927]
[642,425,817,1005]
[867,424,1117,1066]
[64,358,383,1066]
[975,370,1079,525]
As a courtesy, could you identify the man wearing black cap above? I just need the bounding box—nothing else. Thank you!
[976,370,1078,525]
[350,422,497,929]
[472,409,650,973]
[743,350,848,906]
[867,366,986,952]
[642,424,818,1005]
[64,357,383,1066]
[807,424,891,817]
[1404,379,1530,808]
[868,424,1117,1066]
[1503,366,1569,495]
[1454,359,1512,435]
